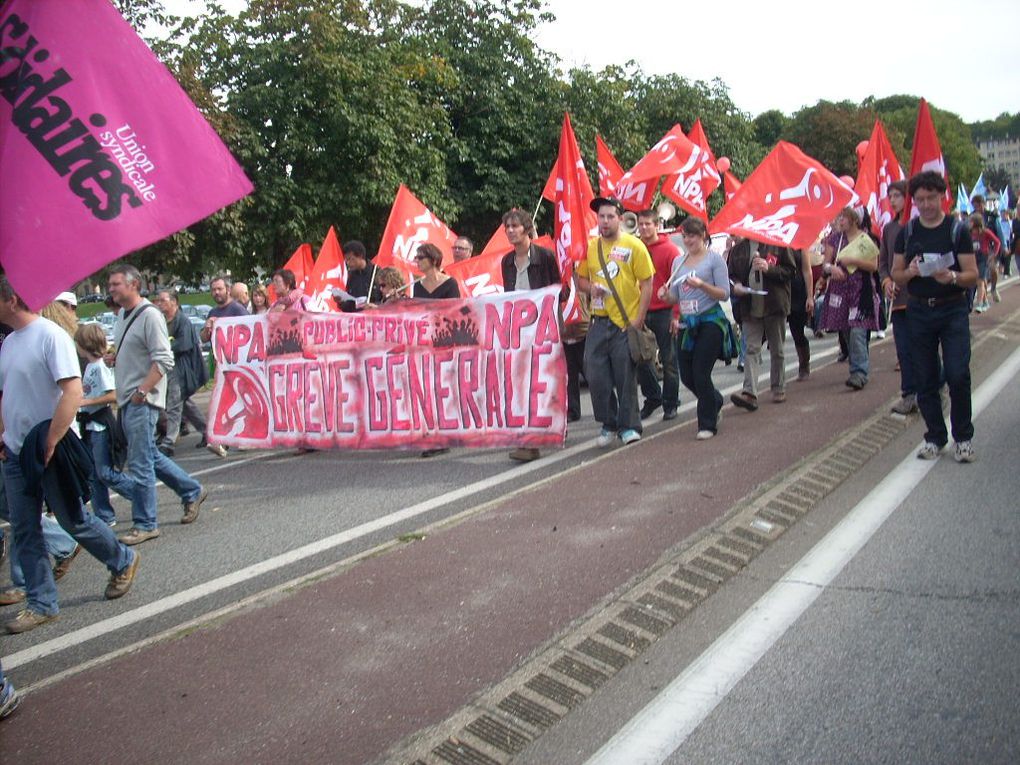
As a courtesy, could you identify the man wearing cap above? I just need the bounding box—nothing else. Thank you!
[576,197,654,446]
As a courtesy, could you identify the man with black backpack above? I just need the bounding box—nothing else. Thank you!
[108,265,207,545]
[892,171,979,463]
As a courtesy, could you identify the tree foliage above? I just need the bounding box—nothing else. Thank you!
[107,1,994,284]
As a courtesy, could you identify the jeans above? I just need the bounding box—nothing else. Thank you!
[907,300,973,446]
[678,322,724,433]
[160,369,208,448]
[122,402,203,530]
[86,427,135,525]
[3,451,133,615]
[741,314,787,396]
[890,310,915,396]
[1,474,77,591]
[848,327,870,379]
[637,308,680,412]
[584,317,641,434]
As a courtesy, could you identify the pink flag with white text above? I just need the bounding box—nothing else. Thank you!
[0,0,254,309]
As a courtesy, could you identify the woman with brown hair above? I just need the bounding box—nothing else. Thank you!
[412,244,460,300]
[250,284,271,315]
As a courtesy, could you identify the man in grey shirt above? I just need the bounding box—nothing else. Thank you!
[108,264,207,545]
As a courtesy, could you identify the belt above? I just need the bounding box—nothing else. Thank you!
[908,292,966,308]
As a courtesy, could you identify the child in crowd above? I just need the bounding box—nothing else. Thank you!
[75,323,134,526]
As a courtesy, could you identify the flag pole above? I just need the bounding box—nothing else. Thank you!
[366,263,378,302]
[533,197,543,223]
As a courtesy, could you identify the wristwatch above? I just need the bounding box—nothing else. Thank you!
[951,271,958,285]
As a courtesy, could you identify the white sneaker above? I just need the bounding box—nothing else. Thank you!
[696,430,715,440]
[916,441,944,460]
[207,443,228,458]
[620,429,641,445]
[953,440,975,463]
[876,330,886,339]
[596,428,616,448]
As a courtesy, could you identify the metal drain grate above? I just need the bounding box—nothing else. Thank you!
[497,692,560,730]
[524,673,585,709]
[433,739,501,765]
[464,715,531,755]
[550,655,609,690]
[575,637,630,670]
[598,622,651,652]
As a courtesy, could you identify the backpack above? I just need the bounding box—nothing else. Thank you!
[903,217,967,263]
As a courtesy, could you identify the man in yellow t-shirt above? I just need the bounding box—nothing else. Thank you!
[576,197,654,446]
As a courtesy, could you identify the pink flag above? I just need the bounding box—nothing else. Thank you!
[854,120,905,237]
[0,0,253,309]
[374,184,458,275]
[708,141,858,250]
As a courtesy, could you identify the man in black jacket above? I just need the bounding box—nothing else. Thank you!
[500,208,562,461]
[335,240,382,311]
[0,277,140,635]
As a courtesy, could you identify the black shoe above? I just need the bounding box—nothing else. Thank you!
[837,352,848,363]
[567,412,581,423]
[662,409,678,421]
[736,364,744,373]
[157,444,174,457]
[640,401,661,419]
[730,392,759,411]
[195,437,208,448]
[421,448,449,458]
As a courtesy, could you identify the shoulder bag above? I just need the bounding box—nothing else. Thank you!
[597,240,657,365]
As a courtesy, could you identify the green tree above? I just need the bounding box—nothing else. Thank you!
[752,109,788,149]
[782,100,876,178]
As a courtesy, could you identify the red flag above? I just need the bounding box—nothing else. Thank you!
[594,135,655,211]
[723,170,742,202]
[446,250,505,297]
[266,242,313,304]
[479,224,512,258]
[375,184,458,273]
[304,226,348,312]
[903,98,952,221]
[546,114,597,266]
[708,141,858,249]
[619,124,719,219]
[596,135,623,196]
[855,120,906,237]
[542,116,596,206]
[679,119,721,201]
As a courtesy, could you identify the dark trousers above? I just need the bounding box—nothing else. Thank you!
[890,309,915,397]
[787,310,809,350]
[563,338,586,420]
[637,308,680,412]
[907,300,973,446]
[678,322,724,433]
[584,316,640,433]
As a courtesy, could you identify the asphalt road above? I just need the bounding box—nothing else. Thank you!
[1,282,1017,764]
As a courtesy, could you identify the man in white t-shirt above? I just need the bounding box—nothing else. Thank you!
[0,277,140,635]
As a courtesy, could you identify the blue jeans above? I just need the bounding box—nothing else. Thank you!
[584,317,641,433]
[890,310,914,396]
[848,327,870,380]
[907,299,973,446]
[0,474,77,591]
[637,308,680,412]
[122,402,203,530]
[3,451,133,615]
[86,427,135,525]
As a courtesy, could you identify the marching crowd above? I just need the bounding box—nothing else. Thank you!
[0,169,1016,719]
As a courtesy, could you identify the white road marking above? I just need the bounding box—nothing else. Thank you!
[585,344,1020,765]
[1,340,841,672]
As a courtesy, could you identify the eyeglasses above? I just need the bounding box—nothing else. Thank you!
[452,245,471,251]
[414,254,429,261]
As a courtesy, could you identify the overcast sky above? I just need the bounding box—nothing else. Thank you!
[164,0,1018,123]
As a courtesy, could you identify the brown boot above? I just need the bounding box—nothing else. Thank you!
[796,344,810,381]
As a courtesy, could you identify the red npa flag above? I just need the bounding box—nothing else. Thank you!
[855,120,905,237]
[374,184,458,274]
[708,141,858,249]
[619,124,719,219]
[902,98,952,221]
[479,224,512,258]
[595,135,654,212]
[446,249,504,297]
[680,119,721,200]
[723,170,742,202]
[545,114,596,264]
[266,242,313,304]
[304,226,348,312]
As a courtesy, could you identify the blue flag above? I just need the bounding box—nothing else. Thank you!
[971,173,987,201]
[999,187,1010,211]
[957,184,971,214]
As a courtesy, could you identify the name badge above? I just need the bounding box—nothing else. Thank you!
[679,299,698,315]
[610,247,631,262]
